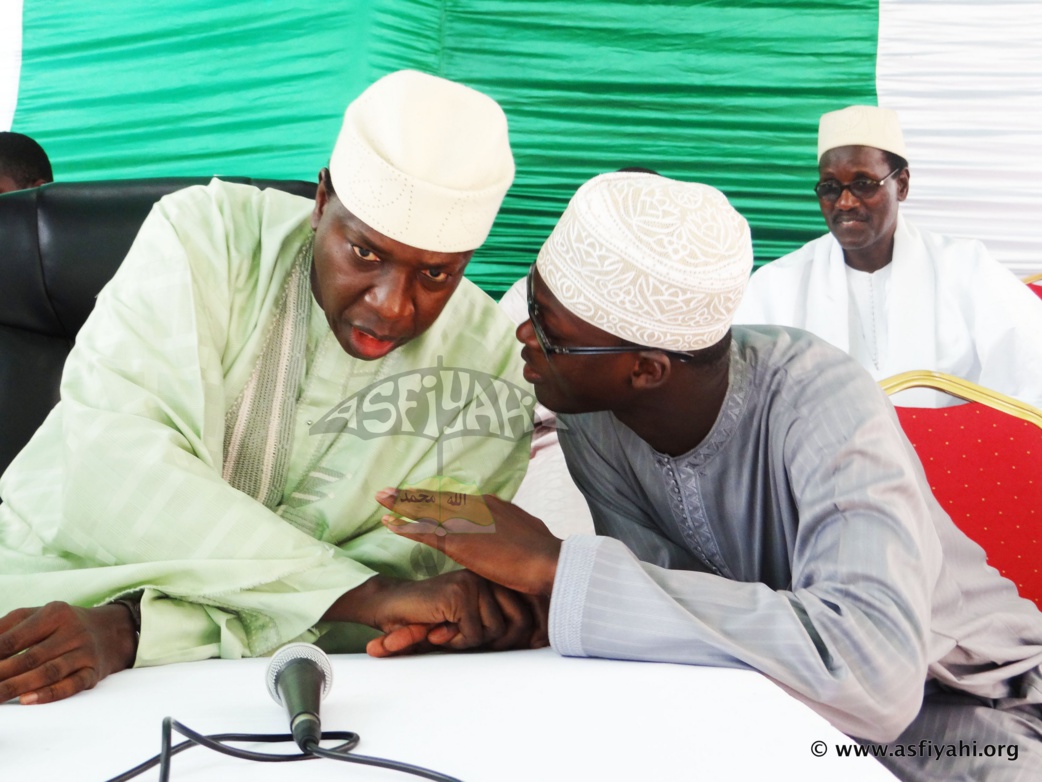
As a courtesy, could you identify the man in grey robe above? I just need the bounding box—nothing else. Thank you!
[376,172,1042,781]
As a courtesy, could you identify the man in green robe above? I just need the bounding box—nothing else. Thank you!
[0,70,537,704]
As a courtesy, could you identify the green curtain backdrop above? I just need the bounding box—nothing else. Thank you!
[369,0,880,292]
[13,1,879,295]
[14,1,378,181]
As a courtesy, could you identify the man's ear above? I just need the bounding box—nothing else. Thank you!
[631,352,672,390]
[896,168,910,203]
[311,168,331,230]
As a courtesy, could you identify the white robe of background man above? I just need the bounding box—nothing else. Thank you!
[734,215,1042,408]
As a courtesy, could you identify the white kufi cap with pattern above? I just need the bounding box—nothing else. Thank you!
[536,172,753,352]
[818,105,907,161]
[329,70,514,252]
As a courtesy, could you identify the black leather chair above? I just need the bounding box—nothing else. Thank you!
[0,177,316,481]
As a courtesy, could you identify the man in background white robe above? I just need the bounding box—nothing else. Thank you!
[734,105,1042,408]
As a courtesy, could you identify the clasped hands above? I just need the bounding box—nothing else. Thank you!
[360,487,563,657]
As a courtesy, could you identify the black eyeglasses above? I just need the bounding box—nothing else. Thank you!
[814,168,901,203]
[526,267,696,363]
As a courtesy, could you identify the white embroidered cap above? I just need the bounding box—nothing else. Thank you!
[536,172,753,352]
[329,70,514,253]
[818,105,907,161]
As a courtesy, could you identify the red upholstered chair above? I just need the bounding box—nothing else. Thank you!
[1024,272,1042,302]
[879,371,1042,607]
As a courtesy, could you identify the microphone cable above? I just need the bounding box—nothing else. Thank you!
[302,736,463,781]
[104,716,464,782]
[105,643,464,781]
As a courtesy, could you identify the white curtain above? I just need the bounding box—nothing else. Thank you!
[878,0,1042,276]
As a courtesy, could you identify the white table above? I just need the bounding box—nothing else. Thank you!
[0,648,895,781]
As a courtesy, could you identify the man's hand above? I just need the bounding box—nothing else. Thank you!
[0,602,138,705]
[323,571,547,658]
[376,488,563,596]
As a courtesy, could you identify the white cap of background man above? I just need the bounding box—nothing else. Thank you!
[329,69,515,253]
[817,105,908,161]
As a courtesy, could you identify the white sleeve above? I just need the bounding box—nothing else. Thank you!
[964,245,1042,408]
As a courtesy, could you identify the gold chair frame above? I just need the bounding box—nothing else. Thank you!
[1023,272,1042,285]
[879,370,1042,429]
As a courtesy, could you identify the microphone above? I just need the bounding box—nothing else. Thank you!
[265,642,334,751]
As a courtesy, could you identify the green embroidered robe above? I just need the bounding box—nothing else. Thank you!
[0,180,532,665]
